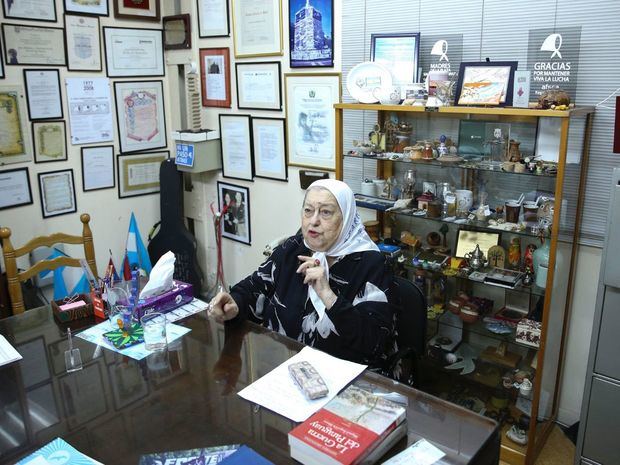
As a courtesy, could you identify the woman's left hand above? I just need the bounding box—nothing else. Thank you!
[297,255,337,309]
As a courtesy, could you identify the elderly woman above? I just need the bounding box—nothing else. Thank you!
[210,179,393,364]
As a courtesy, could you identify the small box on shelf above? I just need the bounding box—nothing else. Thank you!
[515,318,542,348]
[52,294,93,322]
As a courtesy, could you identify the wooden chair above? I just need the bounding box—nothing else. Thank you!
[0,213,97,315]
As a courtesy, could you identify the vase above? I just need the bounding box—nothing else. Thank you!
[533,238,550,288]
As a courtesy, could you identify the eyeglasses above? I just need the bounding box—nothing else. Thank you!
[302,206,337,220]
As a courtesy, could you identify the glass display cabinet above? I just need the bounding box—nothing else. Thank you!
[334,103,595,465]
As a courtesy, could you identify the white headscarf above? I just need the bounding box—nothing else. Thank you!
[303,179,379,320]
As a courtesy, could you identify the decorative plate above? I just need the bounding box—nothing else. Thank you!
[346,62,393,104]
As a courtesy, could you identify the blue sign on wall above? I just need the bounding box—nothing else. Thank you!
[175,143,194,167]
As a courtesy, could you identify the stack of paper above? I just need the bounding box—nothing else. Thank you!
[0,334,22,367]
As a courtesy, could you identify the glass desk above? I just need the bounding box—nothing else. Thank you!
[0,307,500,464]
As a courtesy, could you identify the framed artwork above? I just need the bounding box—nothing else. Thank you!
[219,114,253,181]
[217,181,251,245]
[0,85,32,165]
[235,61,282,110]
[32,121,67,163]
[370,33,420,86]
[284,73,341,170]
[65,14,102,72]
[231,0,282,58]
[163,14,191,50]
[251,117,287,181]
[199,47,231,108]
[455,61,518,107]
[2,24,66,66]
[107,362,149,410]
[117,150,168,198]
[114,80,167,154]
[2,0,56,22]
[38,169,77,218]
[197,0,229,38]
[113,0,160,21]
[0,167,33,211]
[103,27,164,78]
[81,145,115,191]
[64,0,109,16]
[288,0,333,68]
[23,69,63,121]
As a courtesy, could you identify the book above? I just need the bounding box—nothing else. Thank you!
[16,437,102,465]
[138,444,239,465]
[218,445,275,465]
[288,385,407,465]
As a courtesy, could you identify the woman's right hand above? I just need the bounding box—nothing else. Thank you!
[208,291,239,323]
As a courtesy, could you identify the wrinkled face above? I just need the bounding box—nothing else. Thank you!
[301,189,343,252]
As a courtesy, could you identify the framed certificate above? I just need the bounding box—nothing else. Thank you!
[117,151,168,198]
[199,48,231,108]
[2,0,56,22]
[114,80,167,154]
[252,117,287,181]
[217,181,251,245]
[23,69,63,121]
[103,27,164,78]
[38,169,77,218]
[0,85,32,165]
[219,114,253,181]
[0,168,33,211]
[197,0,230,38]
[32,121,67,163]
[2,24,66,66]
[64,0,109,16]
[66,77,114,145]
[163,14,191,50]
[284,73,341,170]
[289,0,333,68]
[65,14,102,72]
[370,33,420,86]
[113,0,159,21]
[81,145,114,191]
[231,0,283,58]
[236,62,282,110]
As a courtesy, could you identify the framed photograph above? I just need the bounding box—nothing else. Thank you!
[103,27,164,78]
[199,47,231,108]
[252,117,287,181]
[219,114,253,181]
[197,0,229,38]
[371,33,420,86]
[23,69,63,121]
[117,150,168,198]
[217,181,251,245]
[0,85,32,165]
[64,0,109,16]
[231,0,282,58]
[32,121,67,163]
[2,24,66,66]
[107,362,149,410]
[236,62,282,110]
[0,167,33,211]
[284,73,341,170]
[289,0,333,68]
[38,169,77,218]
[113,0,159,21]
[114,80,167,154]
[455,61,518,107]
[163,14,191,50]
[65,14,102,72]
[81,145,114,191]
[2,0,56,22]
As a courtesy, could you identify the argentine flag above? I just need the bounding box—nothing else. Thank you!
[126,212,152,276]
[39,249,90,300]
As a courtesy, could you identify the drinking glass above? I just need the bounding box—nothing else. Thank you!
[141,312,167,351]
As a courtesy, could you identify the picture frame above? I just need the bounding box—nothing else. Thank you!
[219,114,253,181]
[2,0,56,22]
[38,169,77,218]
[217,181,251,245]
[65,14,102,72]
[32,121,67,163]
[0,37,4,79]
[0,167,33,211]
[288,0,333,68]
[197,0,230,38]
[114,80,167,154]
[113,0,159,21]
[64,0,109,16]
[2,24,66,66]
[455,61,518,107]
[66,77,114,146]
[163,14,191,50]
[252,117,287,181]
[117,150,169,198]
[235,61,282,110]
[199,47,231,108]
[370,32,420,86]
[23,69,63,121]
[284,73,341,170]
[107,362,149,410]
[16,337,51,387]
[103,27,164,78]
[231,0,283,58]
[58,363,108,429]
[0,85,32,165]
[81,145,115,191]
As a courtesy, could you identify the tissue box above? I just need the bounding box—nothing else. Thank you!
[135,280,193,320]
[516,318,542,348]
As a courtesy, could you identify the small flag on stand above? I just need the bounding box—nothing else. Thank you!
[121,250,132,281]
[106,249,121,282]
[126,212,152,276]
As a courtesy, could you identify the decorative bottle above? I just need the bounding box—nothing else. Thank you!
[533,235,551,288]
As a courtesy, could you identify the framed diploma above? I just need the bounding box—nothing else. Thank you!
[0,167,33,210]
[289,0,333,68]
[64,0,109,16]
[284,73,340,170]
[251,117,287,181]
[231,0,283,58]
[197,0,230,38]
[370,33,420,86]
[217,181,251,245]
[199,48,231,108]
[81,145,114,191]
[0,85,32,165]
[23,69,63,121]
[113,0,160,21]
[236,62,282,110]
[32,121,67,163]
[65,14,102,72]
[163,14,191,50]
[38,169,77,218]
[117,150,168,198]
[66,77,114,145]
[103,27,164,78]
[219,114,253,181]
[114,80,167,154]
[0,38,3,78]
[2,0,56,22]
[2,24,66,66]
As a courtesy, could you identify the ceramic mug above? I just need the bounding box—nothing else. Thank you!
[372,85,401,105]
[361,180,375,196]
[455,189,473,216]
[372,179,386,197]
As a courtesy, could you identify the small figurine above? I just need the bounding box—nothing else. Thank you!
[438,135,448,156]
[524,244,537,273]
[488,245,506,268]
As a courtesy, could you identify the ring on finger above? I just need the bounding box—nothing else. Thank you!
[314,259,320,267]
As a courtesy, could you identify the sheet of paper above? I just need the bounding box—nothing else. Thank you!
[0,334,22,367]
[66,77,114,145]
[16,437,103,465]
[238,346,367,422]
[381,438,446,465]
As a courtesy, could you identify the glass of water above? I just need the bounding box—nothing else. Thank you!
[141,312,167,351]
